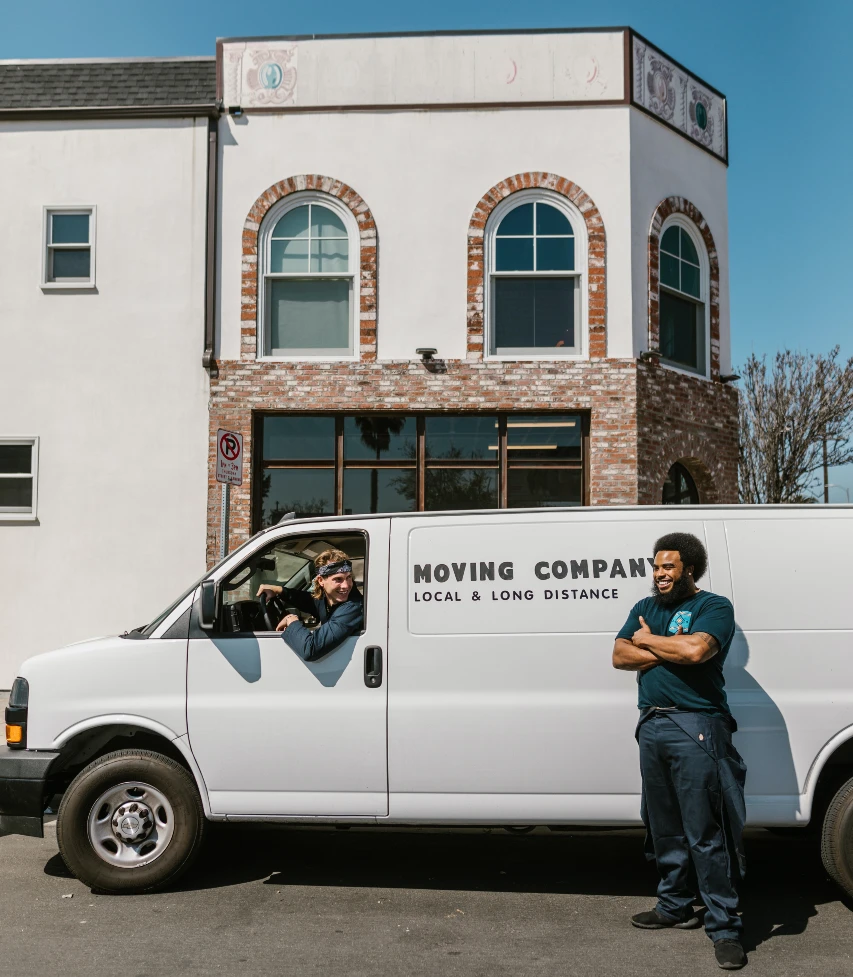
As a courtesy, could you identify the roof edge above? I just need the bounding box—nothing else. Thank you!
[0,55,214,65]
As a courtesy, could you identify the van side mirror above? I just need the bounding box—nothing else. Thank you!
[199,580,219,630]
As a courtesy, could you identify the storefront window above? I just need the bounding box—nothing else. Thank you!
[255,413,586,528]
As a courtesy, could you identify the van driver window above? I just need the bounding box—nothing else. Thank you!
[217,533,366,659]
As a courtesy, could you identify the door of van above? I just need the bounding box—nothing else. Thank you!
[186,520,389,818]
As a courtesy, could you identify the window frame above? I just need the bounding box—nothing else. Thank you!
[662,461,700,505]
[42,206,96,289]
[0,436,39,521]
[657,214,710,379]
[484,190,587,360]
[257,192,359,362]
[252,412,590,530]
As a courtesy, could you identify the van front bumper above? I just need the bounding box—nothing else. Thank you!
[0,746,60,838]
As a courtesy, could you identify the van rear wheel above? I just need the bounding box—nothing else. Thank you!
[820,774,853,898]
[57,749,205,894]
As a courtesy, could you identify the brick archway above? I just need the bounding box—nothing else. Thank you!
[466,173,607,360]
[648,197,720,377]
[646,430,722,505]
[240,175,378,360]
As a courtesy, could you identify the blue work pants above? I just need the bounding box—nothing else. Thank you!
[638,712,743,942]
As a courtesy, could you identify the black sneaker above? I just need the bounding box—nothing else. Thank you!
[631,908,700,929]
[714,939,747,969]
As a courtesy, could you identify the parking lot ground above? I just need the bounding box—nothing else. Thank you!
[1,822,851,977]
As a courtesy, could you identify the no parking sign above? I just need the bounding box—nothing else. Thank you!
[216,429,243,486]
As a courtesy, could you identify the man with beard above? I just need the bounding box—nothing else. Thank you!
[613,532,747,971]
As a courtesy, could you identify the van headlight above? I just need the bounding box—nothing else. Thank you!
[6,676,29,749]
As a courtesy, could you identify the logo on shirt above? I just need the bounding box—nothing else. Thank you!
[668,610,692,634]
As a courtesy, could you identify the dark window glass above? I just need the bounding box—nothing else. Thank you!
[536,237,574,271]
[507,415,581,460]
[660,291,702,371]
[507,469,582,508]
[535,203,572,236]
[344,469,416,514]
[260,468,334,525]
[425,416,498,460]
[0,478,33,508]
[680,262,700,299]
[495,237,534,271]
[51,249,90,279]
[425,469,498,510]
[344,416,416,461]
[269,278,349,351]
[494,278,575,349]
[51,213,89,244]
[496,203,533,236]
[660,252,680,291]
[0,444,31,474]
[662,463,699,505]
[660,226,680,256]
[263,416,334,460]
[679,228,699,266]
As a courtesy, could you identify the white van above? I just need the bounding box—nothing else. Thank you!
[3,505,852,897]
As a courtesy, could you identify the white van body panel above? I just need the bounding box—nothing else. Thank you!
[22,635,189,748]
[13,505,853,828]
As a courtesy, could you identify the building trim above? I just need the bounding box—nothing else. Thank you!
[466,172,607,360]
[240,176,378,361]
[0,105,218,121]
[648,196,721,379]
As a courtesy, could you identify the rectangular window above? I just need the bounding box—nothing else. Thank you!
[44,208,95,286]
[254,414,587,530]
[493,278,577,353]
[0,438,38,518]
[660,290,706,374]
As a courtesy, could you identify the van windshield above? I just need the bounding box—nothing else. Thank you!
[132,534,265,637]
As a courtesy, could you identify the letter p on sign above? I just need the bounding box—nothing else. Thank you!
[216,429,243,486]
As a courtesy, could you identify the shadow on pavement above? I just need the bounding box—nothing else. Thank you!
[92,822,847,949]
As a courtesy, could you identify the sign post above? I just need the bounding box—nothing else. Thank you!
[215,429,243,560]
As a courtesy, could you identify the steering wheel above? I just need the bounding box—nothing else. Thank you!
[257,591,285,631]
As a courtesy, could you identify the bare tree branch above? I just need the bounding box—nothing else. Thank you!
[738,347,853,504]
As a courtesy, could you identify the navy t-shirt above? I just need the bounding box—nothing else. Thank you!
[616,590,736,716]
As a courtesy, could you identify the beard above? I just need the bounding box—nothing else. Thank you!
[652,575,694,606]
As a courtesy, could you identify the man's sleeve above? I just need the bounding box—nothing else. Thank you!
[276,586,318,616]
[691,596,735,648]
[615,601,643,641]
[282,600,364,662]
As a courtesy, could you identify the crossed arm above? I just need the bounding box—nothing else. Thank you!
[612,616,720,672]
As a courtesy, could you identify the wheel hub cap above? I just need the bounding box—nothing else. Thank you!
[86,781,175,869]
[113,803,152,842]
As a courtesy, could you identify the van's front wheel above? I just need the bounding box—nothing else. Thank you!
[57,750,205,894]
[821,774,853,898]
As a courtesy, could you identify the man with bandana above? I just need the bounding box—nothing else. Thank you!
[613,532,747,971]
[256,548,363,660]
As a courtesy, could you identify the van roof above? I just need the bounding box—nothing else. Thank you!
[256,502,851,538]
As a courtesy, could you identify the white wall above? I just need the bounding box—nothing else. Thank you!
[0,117,210,686]
[628,110,730,372]
[217,106,635,361]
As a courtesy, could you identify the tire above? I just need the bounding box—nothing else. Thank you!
[57,749,205,894]
[821,774,853,898]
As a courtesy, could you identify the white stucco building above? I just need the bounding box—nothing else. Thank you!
[0,30,738,686]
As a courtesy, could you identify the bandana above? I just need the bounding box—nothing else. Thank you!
[316,560,352,577]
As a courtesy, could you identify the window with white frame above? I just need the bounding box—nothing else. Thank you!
[658,220,707,375]
[260,195,356,357]
[0,439,38,517]
[488,194,583,356]
[44,208,95,285]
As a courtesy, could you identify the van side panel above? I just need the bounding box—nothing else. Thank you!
[724,516,853,814]
[387,512,710,823]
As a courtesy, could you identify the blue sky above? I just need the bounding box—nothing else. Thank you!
[5,0,851,500]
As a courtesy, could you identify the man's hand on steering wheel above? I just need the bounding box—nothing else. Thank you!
[256,584,284,631]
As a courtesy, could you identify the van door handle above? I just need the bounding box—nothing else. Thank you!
[364,646,383,688]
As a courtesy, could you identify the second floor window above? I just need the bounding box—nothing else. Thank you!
[488,196,582,356]
[44,208,94,286]
[658,222,707,375]
[261,196,355,357]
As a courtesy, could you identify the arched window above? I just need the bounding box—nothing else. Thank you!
[662,462,700,505]
[487,193,584,356]
[658,218,708,375]
[259,194,357,358]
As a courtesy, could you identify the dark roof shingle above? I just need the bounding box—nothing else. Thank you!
[0,59,216,110]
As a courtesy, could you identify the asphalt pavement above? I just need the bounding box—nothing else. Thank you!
[1,820,850,977]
